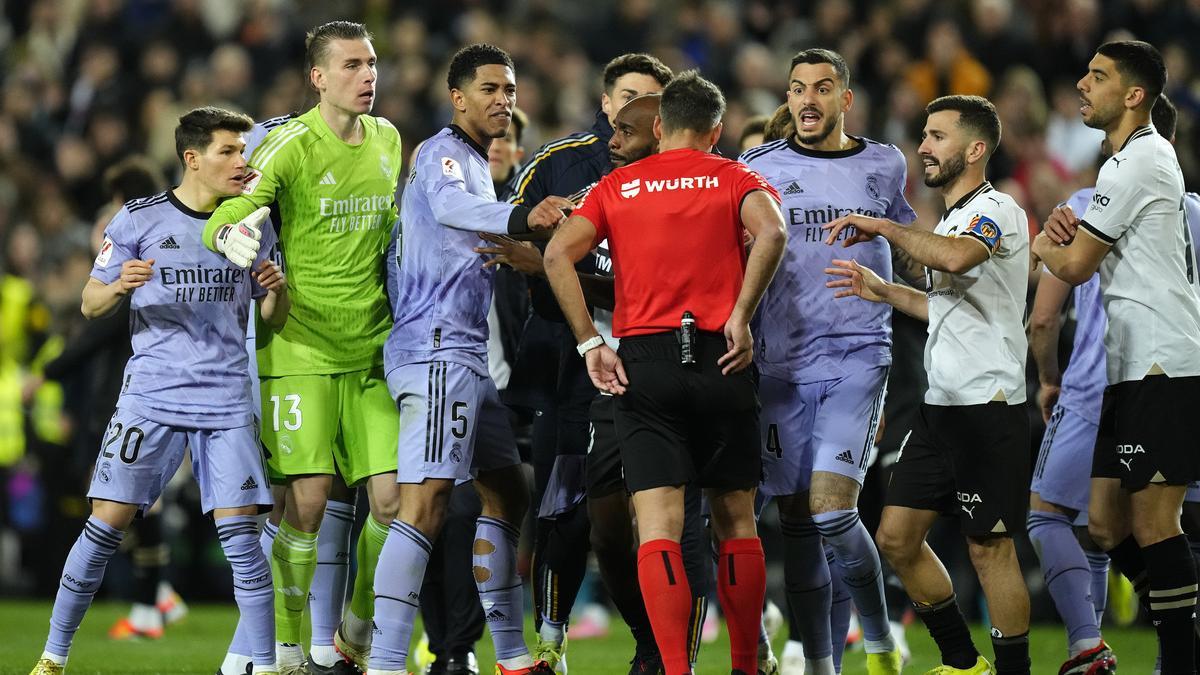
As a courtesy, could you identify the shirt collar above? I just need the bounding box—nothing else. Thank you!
[448,124,488,160]
[941,181,993,221]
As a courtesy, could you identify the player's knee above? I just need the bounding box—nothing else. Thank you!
[966,534,1015,569]
[874,524,915,564]
[367,488,400,525]
[1130,513,1183,548]
[1087,513,1124,551]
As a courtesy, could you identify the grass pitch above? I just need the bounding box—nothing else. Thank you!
[0,600,1159,674]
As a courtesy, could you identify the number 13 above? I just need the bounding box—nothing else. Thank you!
[270,394,302,431]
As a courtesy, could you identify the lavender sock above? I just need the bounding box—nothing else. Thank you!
[475,516,530,661]
[227,520,277,658]
[370,520,432,671]
[1028,511,1100,647]
[217,516,275,668]
[45,516,124,657]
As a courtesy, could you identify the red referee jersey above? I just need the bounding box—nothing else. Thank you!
[573,148,780,337]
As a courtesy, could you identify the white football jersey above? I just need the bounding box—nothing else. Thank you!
[1080,126,1200,383]
[924,182,1030,405]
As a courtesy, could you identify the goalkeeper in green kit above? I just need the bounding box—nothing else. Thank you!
[205,21,401,675]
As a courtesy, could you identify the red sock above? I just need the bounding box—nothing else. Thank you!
[717,537,766,674]
[637,539,694,675]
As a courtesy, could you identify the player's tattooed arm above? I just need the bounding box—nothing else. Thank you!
[890,244,926,287]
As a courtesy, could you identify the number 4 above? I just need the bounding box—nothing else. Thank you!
[270,394,302,431]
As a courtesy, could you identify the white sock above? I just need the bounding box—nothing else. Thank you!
[366,670,407,675]
[276,642,305,668]
[807,655,836,675]
[783,639,804,658]
[40,652,67,666]
[251,663,278,674]
[498,654,534,670]
[221,654,252,674]
[863,634,897,654]
[1069,636,1103,657]
[538,620,565,644]
[310,644,340,667]
[130,603,163,631]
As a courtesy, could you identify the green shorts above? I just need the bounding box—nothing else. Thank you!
[260,366,399,486]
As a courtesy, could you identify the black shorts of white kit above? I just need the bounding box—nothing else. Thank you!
[885,402,1030,538]
[614,331,761,494]
[1091,375,1200,489]
[585,393,625,498]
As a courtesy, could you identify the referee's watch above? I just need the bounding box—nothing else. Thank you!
[576,335,605,356]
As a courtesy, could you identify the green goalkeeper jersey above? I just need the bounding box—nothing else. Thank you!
[205,105,403,376]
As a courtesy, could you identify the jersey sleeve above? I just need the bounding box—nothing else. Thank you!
[1080,157,1151,245]
[91,207,138,284]
[204,121,304,252]
[730,162,780,207]
[418,141,524,235]
[249,224,279,300]
[573,176,610,242]
[958,212,1006,256]
[884,152,917,224]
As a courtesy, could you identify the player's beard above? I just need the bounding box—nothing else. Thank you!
[923,151,966,188]
[1082,98,1123,131]
[794,110,839,146]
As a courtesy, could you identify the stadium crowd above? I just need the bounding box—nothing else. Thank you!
[2,1,1199,674]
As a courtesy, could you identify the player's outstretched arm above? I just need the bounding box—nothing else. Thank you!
[253,259,290,330]
[825,214,989,275]
[826,258,928,321]
[81,259,155,319]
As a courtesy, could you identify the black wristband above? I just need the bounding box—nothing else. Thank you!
[507,205,532,234]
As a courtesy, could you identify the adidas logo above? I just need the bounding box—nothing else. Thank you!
[485,608,508,622]
[834,449,854,464]
[319,170,337,185]
[159,236,180,249]
[783,181,803,195]
[240,476,258,491]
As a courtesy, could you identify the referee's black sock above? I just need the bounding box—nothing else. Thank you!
[913,594,978,670]
[990,630,1030,674]
[1106,535,1150,604]
[1143,535,1198,675]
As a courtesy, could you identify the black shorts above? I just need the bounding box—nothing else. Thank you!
[1091,375,1200,489]
[885,402,1030,538]
[614,331,761,494]
[585,393,625,498]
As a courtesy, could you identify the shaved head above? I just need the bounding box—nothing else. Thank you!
[609,94,661,167]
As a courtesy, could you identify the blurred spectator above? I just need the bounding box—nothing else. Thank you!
[904,18,992,103]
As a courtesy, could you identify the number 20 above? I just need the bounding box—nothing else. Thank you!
[270,394,302,431]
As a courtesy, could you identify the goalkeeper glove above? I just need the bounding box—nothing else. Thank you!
[214,206,269,268]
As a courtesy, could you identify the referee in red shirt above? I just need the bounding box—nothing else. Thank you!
[544,71,787,675]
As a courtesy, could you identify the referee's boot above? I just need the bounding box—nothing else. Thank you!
[1057,641,1117,674]
[925,656,994,674]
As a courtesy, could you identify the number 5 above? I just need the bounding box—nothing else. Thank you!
[451,401,468,439]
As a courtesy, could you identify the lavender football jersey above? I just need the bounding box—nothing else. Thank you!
[386,125,522,378]
[739,137,916,383]
[91,190,277,429]
[1055,189,1107,423]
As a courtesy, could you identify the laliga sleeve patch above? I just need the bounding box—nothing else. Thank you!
[962,213,1002,254]
[95,237,114,267]
[441,156,464,181]
[241,168,263,195]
